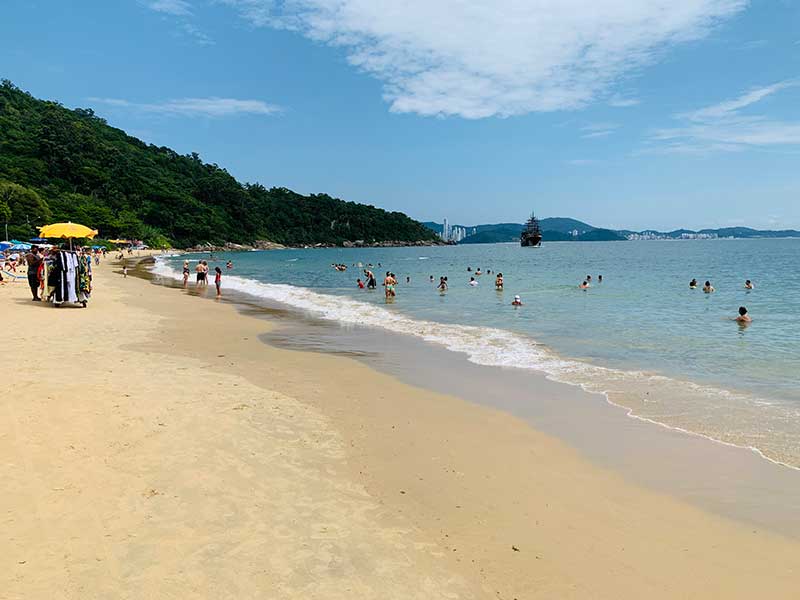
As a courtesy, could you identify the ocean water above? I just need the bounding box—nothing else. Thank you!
[154,239,800,468]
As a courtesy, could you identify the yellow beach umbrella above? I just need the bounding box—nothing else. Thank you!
[39,222,99,239]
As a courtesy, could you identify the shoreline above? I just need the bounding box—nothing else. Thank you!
[151,251,800,473]
[4,255,800,598]
[143,260,800,537]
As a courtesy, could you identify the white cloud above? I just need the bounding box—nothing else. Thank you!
[182,23,215,45]
[679,81,794,121]
[647,81,800,153]
[89,96,282,117]
[609,96,641,108]
[145,0,193,15]
[221,0,746,118]
[581,122,619,138]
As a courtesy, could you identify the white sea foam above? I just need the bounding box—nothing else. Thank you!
[152,258,800,470]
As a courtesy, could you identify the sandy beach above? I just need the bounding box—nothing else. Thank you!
[2,256,800,599]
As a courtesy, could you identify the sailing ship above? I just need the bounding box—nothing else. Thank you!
[520,214,542,247]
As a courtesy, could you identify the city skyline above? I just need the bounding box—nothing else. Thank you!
[3,1,800,231]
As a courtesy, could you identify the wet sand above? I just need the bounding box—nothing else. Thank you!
[2,256,800,599]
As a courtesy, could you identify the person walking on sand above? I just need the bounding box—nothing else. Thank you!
[25,246,43,301]
[215,266,222,297]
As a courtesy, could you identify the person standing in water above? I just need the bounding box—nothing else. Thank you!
[437,277,448,292]
[579,280,590,290]
[182,260,190,286]
[495,272,504,290]
[703,280,715,293]
[195,261,206,286]
[512,295,523,306]
[745,279,754,290]
[469,276,478,287]
[689,278,698,289]
[214,266,222,297]
[735,306,751,323]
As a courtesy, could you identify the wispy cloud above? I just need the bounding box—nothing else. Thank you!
[182,23,214,45]
[142,0,214,45]
[609,96,641,108]
[581,122,619,138]
[145,0,192,16]
[220,0,746,119]
[89,96,282,117]
[647,81,800,154]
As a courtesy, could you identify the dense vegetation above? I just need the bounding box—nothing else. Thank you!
[0,81,438,247]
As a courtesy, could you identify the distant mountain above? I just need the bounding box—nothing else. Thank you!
[424,217,622,243]
[425,218,800,244]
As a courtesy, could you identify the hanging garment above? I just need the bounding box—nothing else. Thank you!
[78,256,91,298]
[65,252,78,303]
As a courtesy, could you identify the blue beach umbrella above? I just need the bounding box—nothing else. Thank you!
[9,243,32,251]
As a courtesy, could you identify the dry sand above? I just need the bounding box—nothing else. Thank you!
[2,256,799,599]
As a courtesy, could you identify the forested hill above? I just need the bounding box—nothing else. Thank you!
[0,81,438,247]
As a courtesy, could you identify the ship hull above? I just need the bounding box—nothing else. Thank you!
[520,234,542,247]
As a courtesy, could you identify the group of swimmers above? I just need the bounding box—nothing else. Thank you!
[579,274,603,289]
[688,278,755,323]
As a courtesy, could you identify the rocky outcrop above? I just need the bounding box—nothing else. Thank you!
[184,238,446,252]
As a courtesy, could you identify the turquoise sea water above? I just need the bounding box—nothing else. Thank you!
[155,239,800,468]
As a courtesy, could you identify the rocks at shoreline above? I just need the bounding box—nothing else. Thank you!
[185,239,450,252]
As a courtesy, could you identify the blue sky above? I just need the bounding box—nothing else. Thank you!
[2,0,799,230]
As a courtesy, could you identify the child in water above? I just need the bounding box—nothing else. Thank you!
[357,278,365,289]
[215,266,222,297]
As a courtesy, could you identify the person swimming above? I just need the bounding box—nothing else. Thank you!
[475,268,482,275]
[735,306,752,323]
[745,279,754,290]
[495,272,504,290]
[429,275,434,283]
[511,295,522,306]
[586,275,592,282]
[689,278,698,289]
[598,274,603,283]
[469,276,478,287]
[579,280,590,290]
[703,280,715,293]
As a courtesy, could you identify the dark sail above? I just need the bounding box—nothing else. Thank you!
[520,214,542,247]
